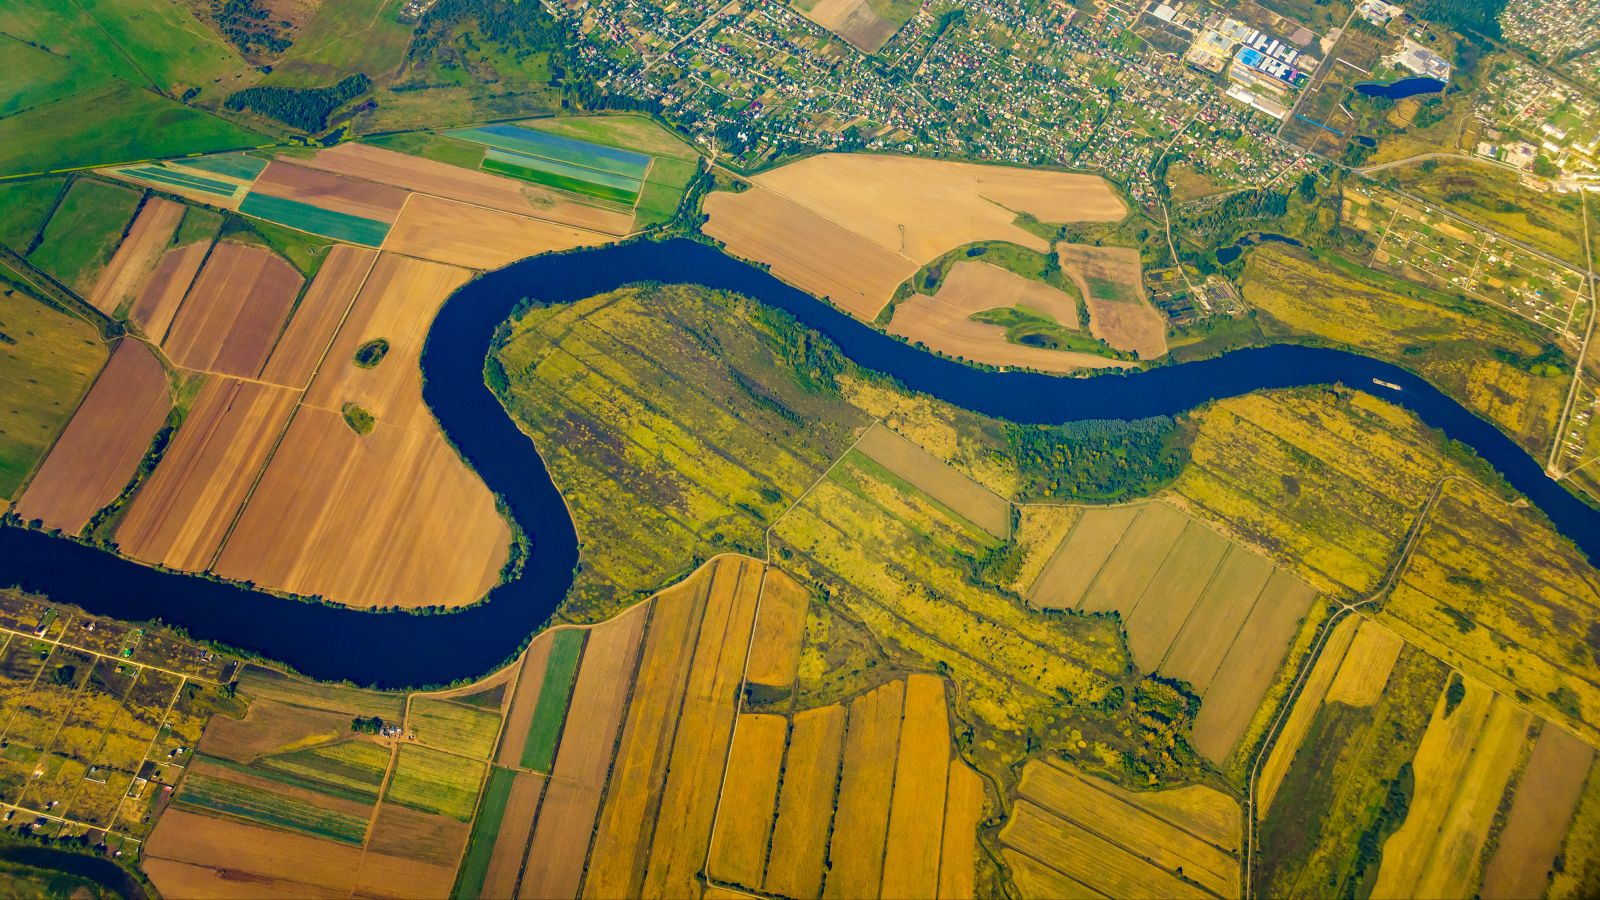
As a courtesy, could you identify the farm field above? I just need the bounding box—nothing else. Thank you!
[161,241,303,378]
[854,423,1011,538]
[1000,758,1240,899]
[448,123,649,206]
[887,260,1131,373]
[526,114,702,226]
[1057,244,1168,360]
[1242,243,1569,457]
[114,377,299,573]
[703,154,1125,321]
[0,286,106,502]
[795,0,913,52]
[0,177,65,251]
[1025,499,1320,763]
[26,178,142,293]
[213,251,510,609]
[129,240,218,343]
[384,193,615,270]
[85,197,186,316]
[12,341,168,533]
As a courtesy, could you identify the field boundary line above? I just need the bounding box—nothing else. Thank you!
[1039,756,1238,857]
[764,419,879,561]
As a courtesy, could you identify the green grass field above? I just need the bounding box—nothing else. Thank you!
[453,766,516,898]
[385,745,485,821]
[0,82,268,178]
[529,114,699,161]
[72,0,246,93]
[263,0,414,88]
[238,192,389,247]
[521,630,584,771]
[27,178,141,292]
[364,132,487,169]
[0,287,106,499]
[181,153,267,180]
[1,39,119,118]
[0,178,64,252]
[176,772,371,844]
[480,156,637,205]
[175,207,224,248]
[409,697,502,760]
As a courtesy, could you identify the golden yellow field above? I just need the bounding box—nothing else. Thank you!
[824,679,905,899]
[1257,616,1359,814]
[707,713,788,888]
[764,704,847,899]
[744,568,810,690]
[1323,619,1404,707]
[704,154,1124,320]
[880,674,952,899]
[384,193,615,270]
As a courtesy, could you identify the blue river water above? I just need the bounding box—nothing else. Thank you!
[0,239,1594,687]
[1355,77,1446,100]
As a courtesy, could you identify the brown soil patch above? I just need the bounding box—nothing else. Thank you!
[130,242,210,342]
[253,160,408,223]
[497,633,555,769]
[520,603,649,898]
[1481,726,1597,899]
[213,405,509,609]
[384,193,615,271]
[115,377,299,573]
[198,697,353,763]
[803,0,898,51]
[856,424,1011,537]
[163,242,304,378]
[14,342,170,533]
[352,851,459,899]
[1058,244,1167,360]
[297,143,634,235]
[88,198,185,315]
[366,801,471,866]
[483,771,545,899]
[259,244,378,389]
[887,295,1130,374]
[936,261,1081,324]
[144,808,363,897]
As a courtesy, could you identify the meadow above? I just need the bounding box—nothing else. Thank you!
[0,286,106,500]
[1391,159,1589,266]
[26,178,142,292]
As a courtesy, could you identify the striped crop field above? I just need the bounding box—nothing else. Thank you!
[175,772,371,844]
[182,152,268,180]
[447,124,650,178]
[239,192,390,246]
[480,149,641,205]
[118,165,241,198]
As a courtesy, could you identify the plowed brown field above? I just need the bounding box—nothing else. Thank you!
[130,242,210,342]
[163,242,303,378]
[259,245,378,389]
[116,377,298,572]
[384,194,614,270]
[253,161,408,223]
[14,341,170,533]
[88,197,185,315]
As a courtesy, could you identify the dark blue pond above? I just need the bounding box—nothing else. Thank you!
[1356,77,1446,100]
[1,239,1595,688]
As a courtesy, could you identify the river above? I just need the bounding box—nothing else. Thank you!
[0,239,1594,688]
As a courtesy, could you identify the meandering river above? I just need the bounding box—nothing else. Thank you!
[1,239,1594,687]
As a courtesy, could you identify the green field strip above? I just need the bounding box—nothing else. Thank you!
[482,148,641,192]
[448,124,650,179]
[122,166,239,197]
[239,192,390,246]
[254,740,390,800]
[197,753,383,806]
[180,152,267,180]
[176,772,370,844]
[452,766,517,899]
[481,156,639,207]
[520,629,585,772]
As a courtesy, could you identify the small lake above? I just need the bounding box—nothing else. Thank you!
[0,844,147,899]
[1216,232,1303,265]
[1355,77,1446,100]
[1,239,1596,688]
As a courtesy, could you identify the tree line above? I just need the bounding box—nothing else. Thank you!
[224,74,372,132]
